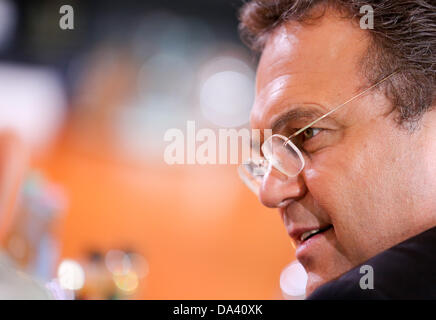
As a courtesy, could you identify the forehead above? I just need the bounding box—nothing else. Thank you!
[251,11,370,130]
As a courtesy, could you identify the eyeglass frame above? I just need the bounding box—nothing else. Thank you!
[239,71,398,191]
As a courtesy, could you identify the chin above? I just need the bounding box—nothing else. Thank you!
[305,272,332,297]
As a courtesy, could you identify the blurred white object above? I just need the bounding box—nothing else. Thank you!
[45,278,74,300]
[57,259,85,291]
[280,260,308,300]
[0,64,66,153]
[198,56,255,128]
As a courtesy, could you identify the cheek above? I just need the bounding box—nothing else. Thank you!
[302,142,389,261]
[303,148,359,217]
[303,150,358,231]
[304,128,419,263]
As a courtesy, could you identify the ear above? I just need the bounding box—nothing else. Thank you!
[0,132,27,221]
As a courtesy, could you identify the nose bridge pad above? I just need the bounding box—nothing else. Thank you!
[266,162,289,182]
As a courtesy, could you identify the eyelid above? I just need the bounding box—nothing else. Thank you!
[309,128,322,136]
[292,128,322,157]
[297,127,324,144]
[297,127,325,145]
[294,127,323,138]
[276,117,335,136]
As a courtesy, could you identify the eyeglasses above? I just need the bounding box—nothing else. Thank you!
[238,72,397,196]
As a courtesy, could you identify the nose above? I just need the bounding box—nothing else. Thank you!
[259,163,307,208]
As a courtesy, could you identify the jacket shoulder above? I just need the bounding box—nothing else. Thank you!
[307,227,436,300]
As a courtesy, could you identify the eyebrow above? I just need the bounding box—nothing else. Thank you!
[270,107,330,133]
[267,72,399,139]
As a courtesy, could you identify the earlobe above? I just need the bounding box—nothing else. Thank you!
[0,132,27,222]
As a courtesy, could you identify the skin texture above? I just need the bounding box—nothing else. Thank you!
[250,9,436,296]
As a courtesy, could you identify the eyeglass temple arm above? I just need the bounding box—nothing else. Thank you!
[287,71,398,140]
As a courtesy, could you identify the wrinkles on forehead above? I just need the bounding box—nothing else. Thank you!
[251,74,334,131]
[255,24,301,94]
[250,12,371,133]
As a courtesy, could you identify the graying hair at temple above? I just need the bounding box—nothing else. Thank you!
[239,0,436,129]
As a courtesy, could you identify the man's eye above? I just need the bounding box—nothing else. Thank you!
[302,127,322,141]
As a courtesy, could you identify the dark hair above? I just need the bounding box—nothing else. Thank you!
[239,0,436,129]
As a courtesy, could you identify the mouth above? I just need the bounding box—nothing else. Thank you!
[294,225,334,244]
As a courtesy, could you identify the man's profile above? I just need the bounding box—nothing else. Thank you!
[237,0,436,298]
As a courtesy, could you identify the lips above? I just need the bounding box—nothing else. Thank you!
[290,224,333,245]
[300,225,333,242]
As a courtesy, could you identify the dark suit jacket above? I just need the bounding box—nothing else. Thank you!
[307,226,436,299]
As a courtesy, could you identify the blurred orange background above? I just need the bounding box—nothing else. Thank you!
[35,127,294,299]
[0,0,297,300]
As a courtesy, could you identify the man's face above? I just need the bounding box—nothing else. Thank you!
[250,10,436,295]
